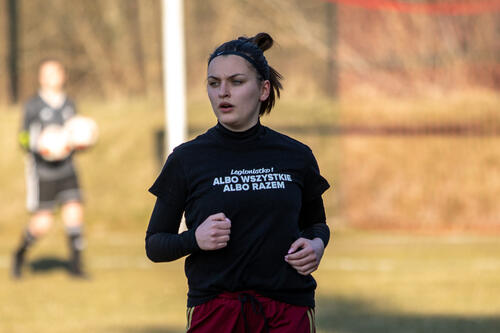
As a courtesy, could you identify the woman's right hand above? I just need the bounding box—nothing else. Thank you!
[195,213,231,250]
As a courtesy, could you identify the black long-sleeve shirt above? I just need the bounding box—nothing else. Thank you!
[146,121,330,307]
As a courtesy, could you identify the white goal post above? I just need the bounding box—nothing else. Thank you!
[162,0,187,155]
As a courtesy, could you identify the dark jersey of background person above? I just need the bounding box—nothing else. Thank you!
[146,121,330,308]
[22,94,77,180]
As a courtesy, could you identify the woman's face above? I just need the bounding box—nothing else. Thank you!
[207,55,270,132]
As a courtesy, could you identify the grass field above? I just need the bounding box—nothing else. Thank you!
[1,94,499,332]
[1,230,500,332]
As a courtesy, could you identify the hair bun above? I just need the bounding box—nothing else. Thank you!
[250,33,273,52]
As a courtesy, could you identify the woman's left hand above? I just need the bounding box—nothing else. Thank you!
[285,237,325,276]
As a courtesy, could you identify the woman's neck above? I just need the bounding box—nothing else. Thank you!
[215,119,262,139]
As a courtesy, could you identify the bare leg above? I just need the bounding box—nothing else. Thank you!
[29,210,55,236]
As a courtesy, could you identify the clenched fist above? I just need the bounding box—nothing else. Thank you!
[195,212,231,250]
[285,237,325,275]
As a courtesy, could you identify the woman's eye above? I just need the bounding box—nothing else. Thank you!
[232,80,242,85]
[208,81,219,87]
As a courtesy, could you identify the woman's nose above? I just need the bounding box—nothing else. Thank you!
[218,82,230,98]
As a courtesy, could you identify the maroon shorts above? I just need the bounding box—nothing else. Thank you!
[186,291,315,333]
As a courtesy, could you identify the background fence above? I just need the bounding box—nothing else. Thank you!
[2,0,500,101]
[1,0,499,230]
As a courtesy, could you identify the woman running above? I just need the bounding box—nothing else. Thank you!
[146,32,330,332]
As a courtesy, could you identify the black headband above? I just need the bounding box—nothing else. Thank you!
[208,50,270,80]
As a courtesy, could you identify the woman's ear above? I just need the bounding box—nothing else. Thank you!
[259,80,271,101]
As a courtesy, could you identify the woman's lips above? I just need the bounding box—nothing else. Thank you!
[219,102,234,112]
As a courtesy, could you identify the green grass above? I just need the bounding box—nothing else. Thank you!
[1,230,500,332]
[317,231,500,333]
[1,94,500,332]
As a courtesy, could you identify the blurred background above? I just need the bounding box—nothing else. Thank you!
[1,0,500,332]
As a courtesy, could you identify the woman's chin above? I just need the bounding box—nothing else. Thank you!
[217,115,240,128]
[216,112,258,132]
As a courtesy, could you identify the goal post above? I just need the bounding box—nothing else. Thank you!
[162,0,187,155]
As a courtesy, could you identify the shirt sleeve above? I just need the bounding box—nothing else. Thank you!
[146,151,198,262]
[299,149,331,247]
[298,196,330,247]
[149,151,188,206]
[19,102,37,151]
[303,149,330,201]
[145,197,200,262]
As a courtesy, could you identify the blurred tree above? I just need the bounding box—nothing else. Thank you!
[122,0,146,95]
[326,1,338,97]
[0,1,7,105]
[7,0,19,103]
[4,0,500,101]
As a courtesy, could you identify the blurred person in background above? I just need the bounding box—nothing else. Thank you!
[11,59,87,279]
[146,33,330,332]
